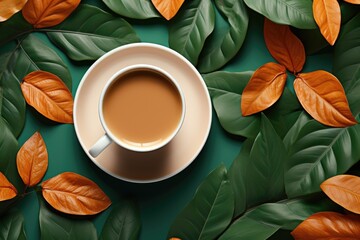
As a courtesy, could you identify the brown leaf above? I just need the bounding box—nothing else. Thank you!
[22,0,80,28]
[21,70,73,124]
[343,0,360,4]
[0,0,28,22]
[152,0,184,20]
[313,0,341,46]
[42,172,111,215]
[17,132,48,187]
[291,212,360,239]
[241,62,287,116]
[264,19,306,74]
[294,71,357,127]
[321,175,360,214]
[0,172,17,201]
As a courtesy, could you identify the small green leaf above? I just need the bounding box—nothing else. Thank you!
[285,120,360,198]
[100,200,141,240]
[103,0,160,19]
[0,12,33,45]
[169,0,215,66]
[168,165,234,240]
[47,4,140,61]
[197,0,249,73]
[283,112,311,151]
[204,71,260,138]
[0,209,27,240]
[243,0,316,29]
[334,14,360,94]
[38,194,97,240]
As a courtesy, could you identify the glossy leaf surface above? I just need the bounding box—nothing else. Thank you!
[198,0,249,73]
[42,172,111,215]
[0,209,26,240]
[264,19,306,73]
[0,172,17,201]
[17,132,48,187]
[294,71,357,127]
[0,0,28,22]
[100,200,141,240]
[47,4,139,61]
[321,175,360,214]
[241,62,287,116]
[313,0,341,45]
[21,71,74,124]
[243,0,316,29]
[22,0,80,28]
[169,0,215,65]
[103,0,160,19]
[168,165,234,240]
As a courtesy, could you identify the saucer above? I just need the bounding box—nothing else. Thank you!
[74,43,212,183]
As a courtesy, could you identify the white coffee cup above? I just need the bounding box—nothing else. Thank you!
[89,64,186,157]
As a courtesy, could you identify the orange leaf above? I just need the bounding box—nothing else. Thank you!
[343,0,360,4]
[241,62,287,116]
[17,132,48,187]
[313,0,341,46]
[291,212,360,239]
[0,0,28,22]
[152,0,184,20]
[321,175,360,214]
[294,71,357,127]
[42,172,111,215]
[264,19,306,74]
[0,172,17,201]
[169,238,181,240]
[22,0,80,28]
[21,70,73,124]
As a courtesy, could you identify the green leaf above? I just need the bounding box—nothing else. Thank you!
[341,2,360,24]
[243,0,316,29]
[47,4,140,61]
[168,165,234,240]
[245,114,286,206]
[285,120,360,198]
[204,71,260,138]
[283,112,311,151]
[100,200,141,240]
[292,28,329,55]
[0,12,33,46]
[197,0,249,73]
[0,52,26,137]
[102,0,160,19]
[169,0,215,66]
[334,14,360,101]
[14,35,72,90]
[0,209,27,240]
[346,68,360,117]
[38,194,97,240]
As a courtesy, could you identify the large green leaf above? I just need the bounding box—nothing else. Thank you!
[168,165,234,240]
[102,0,160,19]
[204,71,260,138]
[285,120,360,198]
[341,2,360,24]
[0,52,25,137]
[47,4,140,61]
[283,112,311,151]
[243,0,316,29]
[100,200,141,240]
[38,195,97,240]
[14,35,72,90]
[219,197,338,239]
[334,14,360,116]
[197,0,249,73]
[0,209,26,240]
[0,12,33,45]
[169,0,215,66]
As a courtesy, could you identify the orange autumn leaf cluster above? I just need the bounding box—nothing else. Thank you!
[292,175,360,239]
[152,0,184,20]
[0,132,111,215]
[241,18,357,128]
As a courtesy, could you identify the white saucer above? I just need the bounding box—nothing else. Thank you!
[74,43,212,183]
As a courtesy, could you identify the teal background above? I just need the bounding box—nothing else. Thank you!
[1,0,332,239]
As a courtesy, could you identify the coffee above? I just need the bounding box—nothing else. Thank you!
[102,70,183,147]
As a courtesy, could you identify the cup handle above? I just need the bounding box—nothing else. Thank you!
[89,134,112,158]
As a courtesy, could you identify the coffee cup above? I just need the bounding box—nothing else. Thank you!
[89,64,186,157]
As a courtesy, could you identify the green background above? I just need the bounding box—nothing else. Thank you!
[1,0,332,239]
